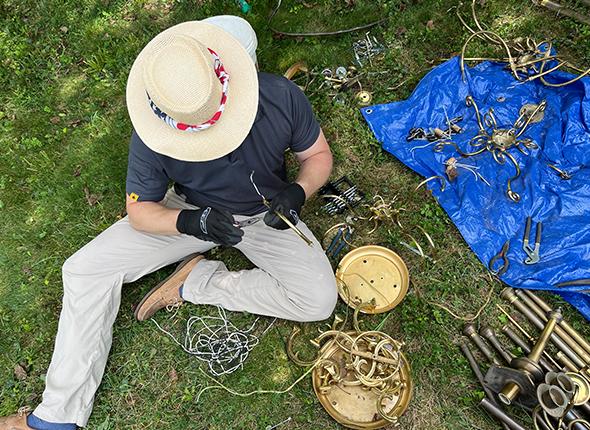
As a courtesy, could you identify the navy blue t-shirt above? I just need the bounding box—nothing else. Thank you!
[125,72,321,216]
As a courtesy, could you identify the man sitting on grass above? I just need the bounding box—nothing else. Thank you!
[0,16,336,430]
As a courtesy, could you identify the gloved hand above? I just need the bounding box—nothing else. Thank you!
[264,183,306,230]
[176,207,243,246]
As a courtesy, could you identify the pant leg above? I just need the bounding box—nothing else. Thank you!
[181,215,338,322]
[34,190,215,427]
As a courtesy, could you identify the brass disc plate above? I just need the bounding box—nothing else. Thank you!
[335,246,409,314]
[312,331,412,429]
[566,372,590,405]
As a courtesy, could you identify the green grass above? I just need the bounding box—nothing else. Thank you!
[1,0,590,428]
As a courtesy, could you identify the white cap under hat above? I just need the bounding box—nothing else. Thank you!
[202,15,258,65]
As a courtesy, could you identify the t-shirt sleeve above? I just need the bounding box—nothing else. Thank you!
[286,80,321,153]
[125,131,169,202]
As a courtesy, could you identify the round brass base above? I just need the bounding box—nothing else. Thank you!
[312,331,412,429]
[335,246,410,314]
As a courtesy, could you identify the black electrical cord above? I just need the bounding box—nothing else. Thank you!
[268,0,388,37]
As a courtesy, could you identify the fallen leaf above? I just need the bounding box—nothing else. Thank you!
[83,187,102,206]
[22,266,33,276]
[67,118,81,127]
[73,165,82,177]
[50,116,60,124]
[396,27,407,37]
[426,20,435,30]
[14,364,27,380]
[169,368,178,382]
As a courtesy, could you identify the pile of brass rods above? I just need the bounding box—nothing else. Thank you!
[524,290,590,357]
[501,325,557,373]
[514,289,590,365]
[501,288,586,369]
[496,304,562,369]
[459,342,512,430]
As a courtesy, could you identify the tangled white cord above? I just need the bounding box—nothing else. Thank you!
[152,307,275,377]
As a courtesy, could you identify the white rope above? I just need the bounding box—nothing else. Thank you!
[152,307,276,377]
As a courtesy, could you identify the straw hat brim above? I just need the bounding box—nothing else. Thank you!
[126,21,259,162]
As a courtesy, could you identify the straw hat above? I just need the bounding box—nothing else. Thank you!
[126,21,259,162]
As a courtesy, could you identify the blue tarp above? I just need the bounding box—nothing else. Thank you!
[361,57,590,319]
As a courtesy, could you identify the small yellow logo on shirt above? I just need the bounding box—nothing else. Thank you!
[129,193,139,201]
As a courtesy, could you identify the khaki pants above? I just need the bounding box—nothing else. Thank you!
[33,189,337,426]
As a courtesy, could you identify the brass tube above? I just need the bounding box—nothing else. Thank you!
[499,382,522,406]
[463,323,500,365]
[515,290,590,365]
[499,308,562,405]
[501,325,557,372]
[459,342,512,430]
[480,326,514,364]
[479,398,528,430]
[501,288,585,368]
[523,289,590,358]
[496,304,561,369]
[556,351,579,372]
[530,309,560,362]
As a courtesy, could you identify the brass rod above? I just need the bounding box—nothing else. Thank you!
[499,308,562,405]
[556,351,579,372]
[515,290,590,365]
[463,323,500,365]
[522,289,590,358]
[479,398,528,430]
[481,326,514,365]
[501,289,586,368]
[501,325,557,372]
[496,304,561,369]
[529,308,560,362]
[459,342,512,430]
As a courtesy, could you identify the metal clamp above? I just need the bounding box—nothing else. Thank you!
[523,217,542,264]
[489,240,510,276]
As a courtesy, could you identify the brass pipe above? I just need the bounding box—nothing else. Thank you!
[480,326,514,365]
[459,342,512,430]
[501,325,557,372]
[496,304,561,369]
[514,290,590,365]
[498,308,562,405]
[522,289,590,358]
[501,288,585,368]
[557,351,580,372]
[530,309,561,362]
[464,323,500,365]
[479,398,528,430]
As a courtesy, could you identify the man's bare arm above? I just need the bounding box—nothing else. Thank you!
[294,128,333,198]
[126,195,180,235]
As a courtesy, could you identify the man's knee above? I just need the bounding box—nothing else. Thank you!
[62,250,86,279]
[299,274,338,322]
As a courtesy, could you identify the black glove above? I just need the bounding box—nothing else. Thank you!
[264,183,306,230]
[176,207,243,246]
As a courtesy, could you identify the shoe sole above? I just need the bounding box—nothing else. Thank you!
[134,253,203,321]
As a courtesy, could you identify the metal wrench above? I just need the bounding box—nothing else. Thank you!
[522,216,542,264]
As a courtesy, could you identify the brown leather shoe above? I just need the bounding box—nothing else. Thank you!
[135,253,204,321]
[0,408,34,429]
